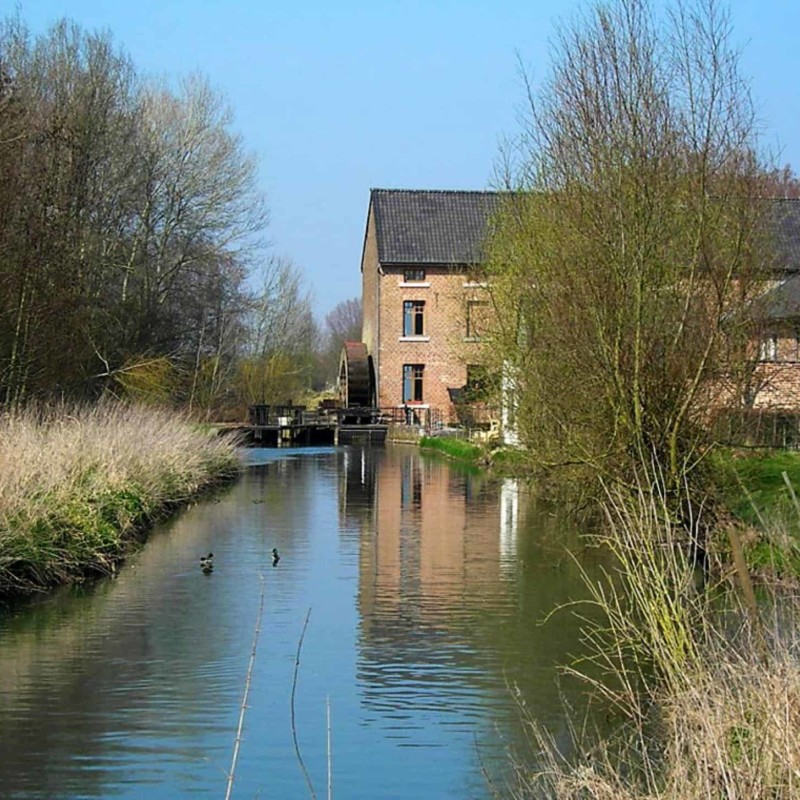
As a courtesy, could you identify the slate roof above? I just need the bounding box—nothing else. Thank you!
[749,275,800,321]
[371,189,503,265]
[768,200,800,272]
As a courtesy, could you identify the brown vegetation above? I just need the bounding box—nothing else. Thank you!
[0,402,240,596]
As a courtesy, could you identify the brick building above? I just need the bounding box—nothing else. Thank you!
[360,189,501,423]
[357,191,800,437]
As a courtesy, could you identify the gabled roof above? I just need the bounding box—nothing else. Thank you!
[366,191,800,273]
[370,189,502,265]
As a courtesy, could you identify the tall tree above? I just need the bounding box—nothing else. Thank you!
[486,0,769,499]
[237,256,317,405]
[0,17,266,407]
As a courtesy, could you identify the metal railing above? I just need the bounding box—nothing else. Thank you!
[248,404,447,434]
[711,409,800,449]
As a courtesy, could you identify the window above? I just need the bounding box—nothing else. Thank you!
[404,268,426,283]
[760,333,778,362]
[403,300,425,336]
[466,300,489,339]
[403,364,424,403]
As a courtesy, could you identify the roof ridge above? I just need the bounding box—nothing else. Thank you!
[370,188,503,195]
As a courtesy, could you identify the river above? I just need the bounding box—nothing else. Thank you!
[0,445,608,799]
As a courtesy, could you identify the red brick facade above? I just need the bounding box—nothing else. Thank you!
[751,325,800,410]
[358,192,800,429]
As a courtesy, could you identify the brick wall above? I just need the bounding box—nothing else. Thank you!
[752,363,800,410]
[373,266,487,420]
[752,325,800,409]
[361,206,380,397]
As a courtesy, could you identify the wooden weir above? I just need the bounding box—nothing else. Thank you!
[226,404,389,446]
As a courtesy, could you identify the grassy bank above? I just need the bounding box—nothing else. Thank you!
[419,435,530,476]
[515,476,800,799]
[0,403,241,597]
[713,449,800,578]
[715,448,800,524]
[419,435,484,463]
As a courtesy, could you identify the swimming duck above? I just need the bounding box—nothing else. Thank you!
[200,553,214,574]
[271,548,280,567]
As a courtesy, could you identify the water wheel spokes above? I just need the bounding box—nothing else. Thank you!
[338,342,371,408]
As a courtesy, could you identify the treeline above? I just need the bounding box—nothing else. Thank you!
[0,17,359,416]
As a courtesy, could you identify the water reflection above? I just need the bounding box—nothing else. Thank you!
[0,446,607,799]
[341,446,607,792]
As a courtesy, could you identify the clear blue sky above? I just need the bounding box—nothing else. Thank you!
[17,0,800,318]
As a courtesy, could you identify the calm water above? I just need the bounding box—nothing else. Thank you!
[0,446,607,799]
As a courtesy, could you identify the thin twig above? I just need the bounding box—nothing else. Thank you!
[291,608,317,800]
[782,470,800,521]
[225,574,266,800]
[326,695,332,800]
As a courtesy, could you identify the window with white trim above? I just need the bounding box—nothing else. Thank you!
[403,300,425,336]
[760,333,778,362]
[402,364,424,403]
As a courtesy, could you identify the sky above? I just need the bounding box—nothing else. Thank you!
[16,0,800,319]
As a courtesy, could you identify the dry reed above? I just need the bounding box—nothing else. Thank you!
[0,401,240,595]
[511,470,800,799]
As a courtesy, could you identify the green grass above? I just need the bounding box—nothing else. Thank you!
[715,449,800,524]
[420,436,484,463]
[419,436,530,479]
[713,448,800,578]
[0,402,241,596]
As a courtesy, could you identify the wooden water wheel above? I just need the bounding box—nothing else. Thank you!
[338,341,372,407]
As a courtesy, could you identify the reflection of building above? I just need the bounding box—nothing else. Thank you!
[344,447,510,639]
[337,447,381,531]
[500,479,520,573]
[337,444,615,773]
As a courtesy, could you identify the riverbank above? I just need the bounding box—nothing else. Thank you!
[0,403,241,598]
[713,448,800,579]
[419,435,529,475]
[517,478,800,799]
[422,433,800,795]
[422,434,800,578]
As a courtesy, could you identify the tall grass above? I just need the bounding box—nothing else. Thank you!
[512,471,800,799]
[0,402,240,596]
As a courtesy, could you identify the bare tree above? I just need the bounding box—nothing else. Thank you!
[0,17,266,408]
[237,256,317,406]
[486,0,770,501]
[325,298,362,344]
[317,297,363,387]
